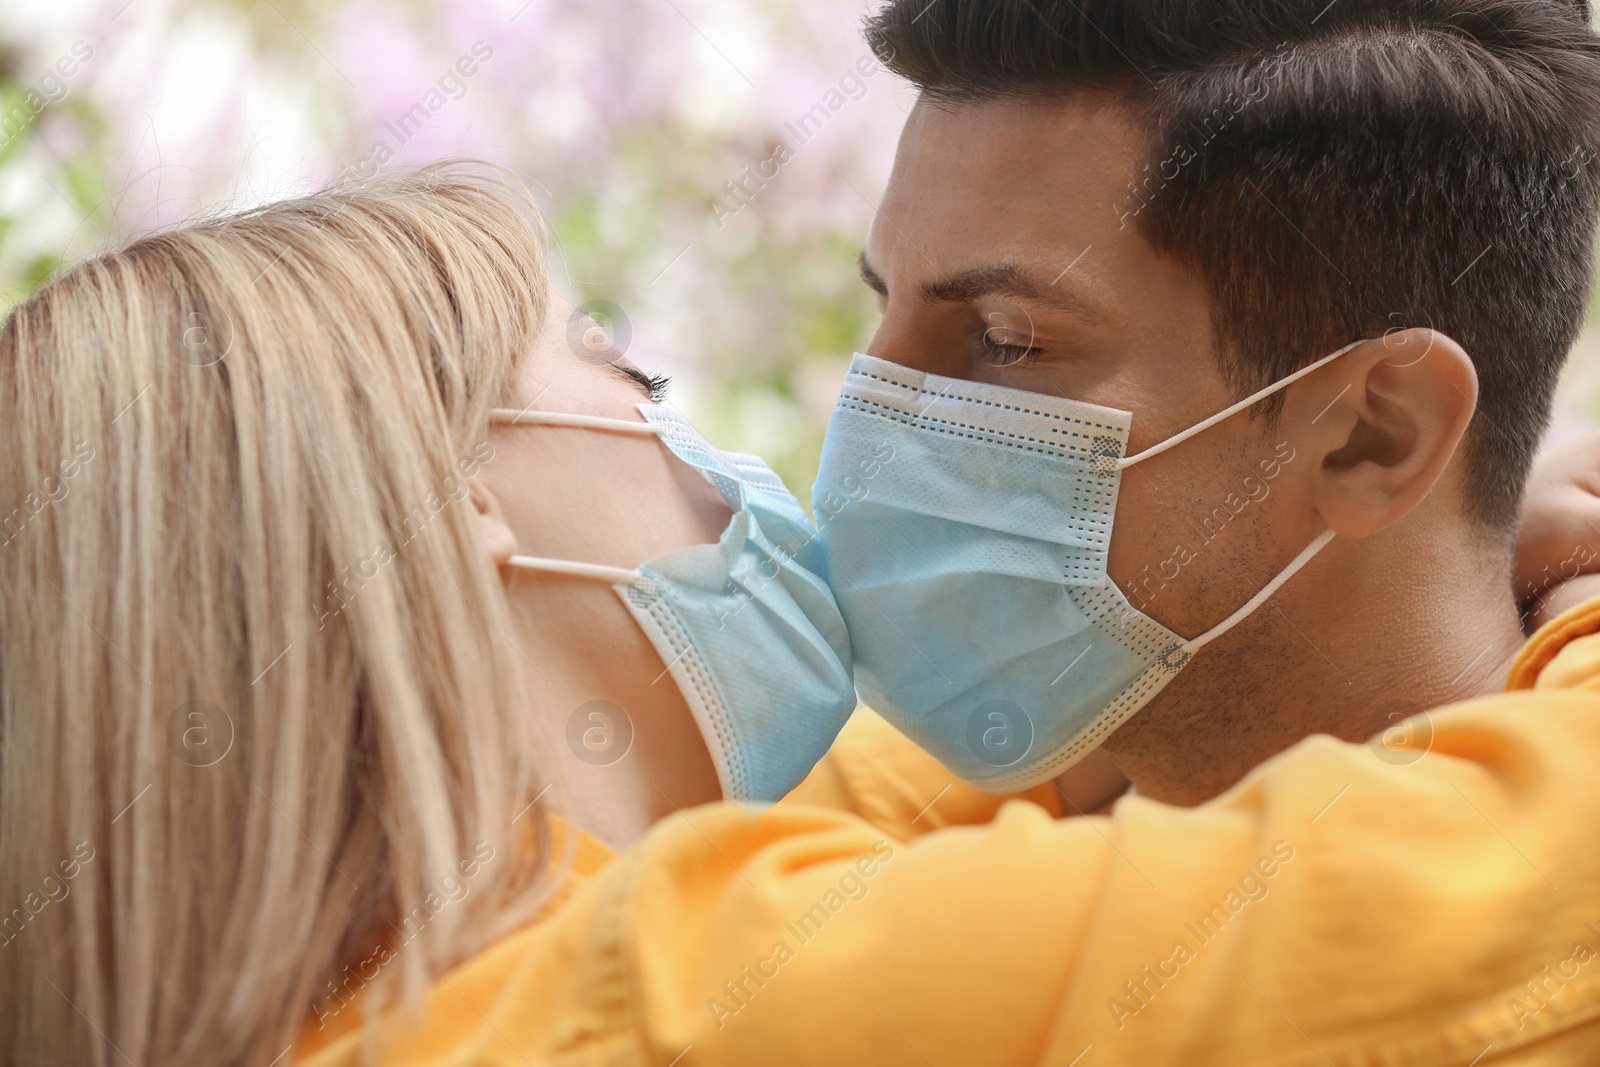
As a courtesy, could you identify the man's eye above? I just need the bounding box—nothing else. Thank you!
[980,338,1042,368]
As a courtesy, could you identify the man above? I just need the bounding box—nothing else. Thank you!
[822,0,1600,805]
[305,3,1600,1064]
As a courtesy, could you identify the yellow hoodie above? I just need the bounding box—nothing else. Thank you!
[294,598,1600,1066]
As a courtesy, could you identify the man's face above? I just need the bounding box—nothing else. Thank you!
[860,95,1327,638]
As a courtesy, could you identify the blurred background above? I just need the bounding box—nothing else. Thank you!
[1,0,1598,505]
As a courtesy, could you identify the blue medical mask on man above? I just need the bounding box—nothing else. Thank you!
[493,403,857,803]
[813,342,1362,793]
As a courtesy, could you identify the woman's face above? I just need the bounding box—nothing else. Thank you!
[477,289,733,843]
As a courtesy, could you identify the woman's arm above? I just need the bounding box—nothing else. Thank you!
[1516,428,1600,623]
[521,676,1600,1066]
[780,707,1070,837]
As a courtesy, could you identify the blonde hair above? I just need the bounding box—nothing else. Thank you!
[0,168,558,1065]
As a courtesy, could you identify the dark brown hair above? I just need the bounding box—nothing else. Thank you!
[867,0,1600,531]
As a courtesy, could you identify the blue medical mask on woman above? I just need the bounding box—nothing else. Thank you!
[812,343,1362,794]
[492,403,855,803]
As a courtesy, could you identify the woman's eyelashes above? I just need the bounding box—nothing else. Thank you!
[612,361,673,402]
[642,372,673,403]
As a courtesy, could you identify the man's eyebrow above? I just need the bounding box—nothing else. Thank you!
[857,252,1101,322]
[923,265,1102,321]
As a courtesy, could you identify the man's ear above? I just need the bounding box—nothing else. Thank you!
[468,479,519,568]
[1289,328,1478,539]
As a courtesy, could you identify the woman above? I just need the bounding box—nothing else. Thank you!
[6,170,1600,1067]
[0,167,830,1062]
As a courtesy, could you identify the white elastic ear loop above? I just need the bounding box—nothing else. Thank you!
[490,409,662,436]
[1182,528,1337,654]
[1117,339,1368,470]
[507,556,642,587]
[491,409,656,586]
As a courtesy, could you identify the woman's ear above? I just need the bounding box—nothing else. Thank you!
[468,479,519,569]
[1293,328,1478,539]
